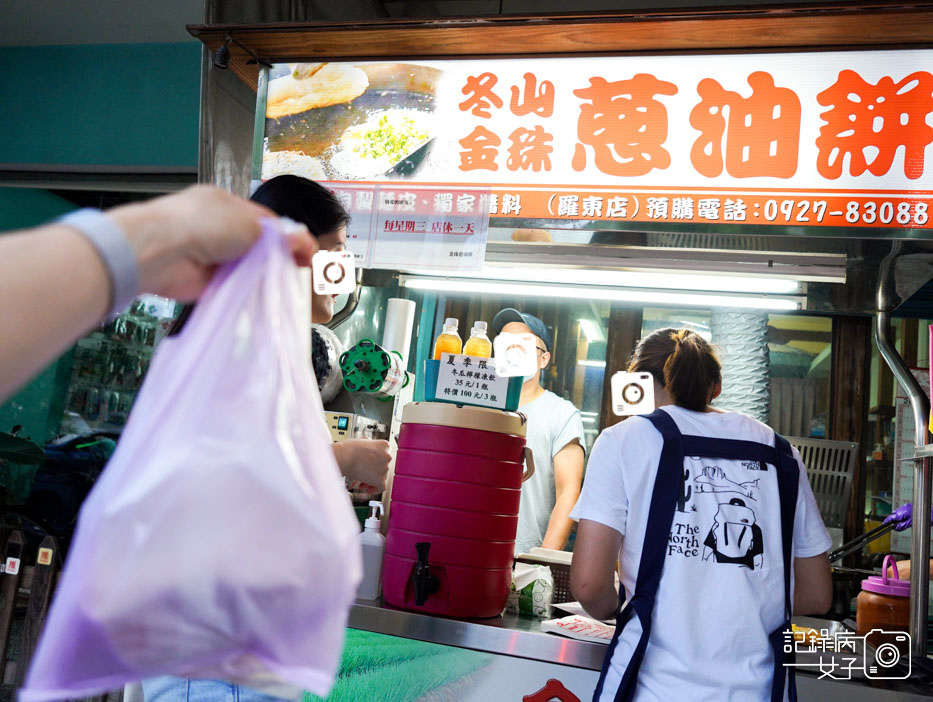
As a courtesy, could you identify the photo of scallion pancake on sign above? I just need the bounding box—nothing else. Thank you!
[262,62,440,182]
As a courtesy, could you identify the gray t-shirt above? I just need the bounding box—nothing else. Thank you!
[515,390,585,555]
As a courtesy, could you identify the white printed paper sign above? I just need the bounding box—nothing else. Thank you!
[323,183,490,271]
[371,186,489,270]
[437,353,509,409]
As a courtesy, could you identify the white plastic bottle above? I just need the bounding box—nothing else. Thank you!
[358,500,386,600]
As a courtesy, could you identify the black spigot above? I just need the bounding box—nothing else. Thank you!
[412,542,439,606]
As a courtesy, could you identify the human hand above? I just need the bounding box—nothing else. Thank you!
[882,502,933,532]
[332,438,391,493]
[109,186,317,301]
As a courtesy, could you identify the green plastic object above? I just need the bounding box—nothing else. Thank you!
[339,339,409,394]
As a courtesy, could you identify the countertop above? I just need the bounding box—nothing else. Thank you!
[349,599,606,670]
[350,602,933,697]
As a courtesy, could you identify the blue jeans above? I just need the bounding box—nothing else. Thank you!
[142,677,293,702]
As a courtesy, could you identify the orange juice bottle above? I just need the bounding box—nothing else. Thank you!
[463,321,492,358]
[433,318,462,360]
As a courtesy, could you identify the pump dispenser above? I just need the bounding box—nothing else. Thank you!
[358,501,386,600]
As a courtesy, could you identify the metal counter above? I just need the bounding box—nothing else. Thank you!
[349,603,933,700]
[349,600,606,670]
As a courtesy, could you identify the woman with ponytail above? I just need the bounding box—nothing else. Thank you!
[570,328,832,702]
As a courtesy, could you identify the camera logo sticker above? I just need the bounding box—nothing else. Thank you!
[610,371,655,416]
[312,251,356,295]
[493,332,538,378]
[782,627,911,680]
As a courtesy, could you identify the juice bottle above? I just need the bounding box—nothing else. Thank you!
[433,318,462,360]
[463,321,492,358]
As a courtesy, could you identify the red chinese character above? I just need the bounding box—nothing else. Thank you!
[690,72,801,178]
[816,70,933,180]
[523,679,581,702]
[572,74,678,176]
[459,126,501,171]
[510,72,555,117]
[507,126,554,172]
[459,72,503,118]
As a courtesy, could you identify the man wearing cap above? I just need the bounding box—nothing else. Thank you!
[493,308,585,554]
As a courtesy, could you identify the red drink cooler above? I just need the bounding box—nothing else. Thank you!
[383,402,533,618]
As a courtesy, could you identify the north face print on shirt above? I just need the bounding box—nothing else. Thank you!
[702,497,764,570]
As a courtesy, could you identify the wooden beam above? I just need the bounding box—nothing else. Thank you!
[599,305,642,432]
[829,315,872,565]
[188,4,933,91]
[902,318,920,368]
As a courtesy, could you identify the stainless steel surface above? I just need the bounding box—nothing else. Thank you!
[348,601,607,670]
[876,241,932,659]
[328,269,363,329]
[788,437,859,531]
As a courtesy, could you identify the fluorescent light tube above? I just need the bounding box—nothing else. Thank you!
[403,265,800,294]
[400,277,801,311]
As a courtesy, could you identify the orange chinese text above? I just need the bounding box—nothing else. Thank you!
[459,126,501,171]
[510,72,555,118]
[459,72,503,118]
[690,72,801,178]
[572,74,678,176]
[816,70,933,180]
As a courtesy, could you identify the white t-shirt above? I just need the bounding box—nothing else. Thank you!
[570,406,831,702]
[515,390,585,555]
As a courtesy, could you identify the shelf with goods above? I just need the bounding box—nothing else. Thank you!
[60,297,178,435]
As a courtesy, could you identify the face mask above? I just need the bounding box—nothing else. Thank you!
[523,370,540,383]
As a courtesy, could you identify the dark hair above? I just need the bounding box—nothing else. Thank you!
[628,328,721,412]
[250,175,350,238]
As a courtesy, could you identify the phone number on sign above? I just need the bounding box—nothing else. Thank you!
[761,199,929,226]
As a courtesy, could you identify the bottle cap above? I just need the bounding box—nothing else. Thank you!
[862,555,911,598]
[364,500,384,530]
[473,321,487,332]
[444,317,459,328]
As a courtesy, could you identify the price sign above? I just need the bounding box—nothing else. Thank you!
[437,353,509,409]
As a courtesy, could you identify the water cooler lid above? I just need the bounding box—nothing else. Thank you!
[862,555,911,598]
[401,402,527,437]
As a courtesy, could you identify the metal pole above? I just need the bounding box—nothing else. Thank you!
[875,242,931,659]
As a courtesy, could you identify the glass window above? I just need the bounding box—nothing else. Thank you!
[436,293,608,452]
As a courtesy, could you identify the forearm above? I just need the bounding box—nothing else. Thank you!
[0,225,110,401]
[541,493,578,550]
[582,583,619,621]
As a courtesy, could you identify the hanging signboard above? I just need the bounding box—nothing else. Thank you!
[259,50,932,232]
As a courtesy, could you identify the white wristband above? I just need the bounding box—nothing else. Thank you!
[58,208,139,318]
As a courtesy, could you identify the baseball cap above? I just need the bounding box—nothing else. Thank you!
[492,308,552,352]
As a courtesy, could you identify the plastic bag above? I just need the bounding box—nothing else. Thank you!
[22,220,362,702]
[506,563,553,618]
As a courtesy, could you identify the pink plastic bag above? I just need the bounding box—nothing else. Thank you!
[22,221,362,702]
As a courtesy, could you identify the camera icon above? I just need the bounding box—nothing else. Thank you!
[610,372,656,417]
[863,629,911,680]
[311,251,357,295]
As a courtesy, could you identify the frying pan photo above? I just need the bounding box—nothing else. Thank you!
[264,62,442,180]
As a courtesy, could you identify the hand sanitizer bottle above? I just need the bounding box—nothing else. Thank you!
[358,501,385,600]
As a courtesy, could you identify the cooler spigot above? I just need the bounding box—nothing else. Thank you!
[412,542,439,606]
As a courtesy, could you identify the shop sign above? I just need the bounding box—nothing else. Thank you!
[437,353,509,409]
[260,50,933,230]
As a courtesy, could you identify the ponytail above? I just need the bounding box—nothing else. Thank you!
[629,328,721,411]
